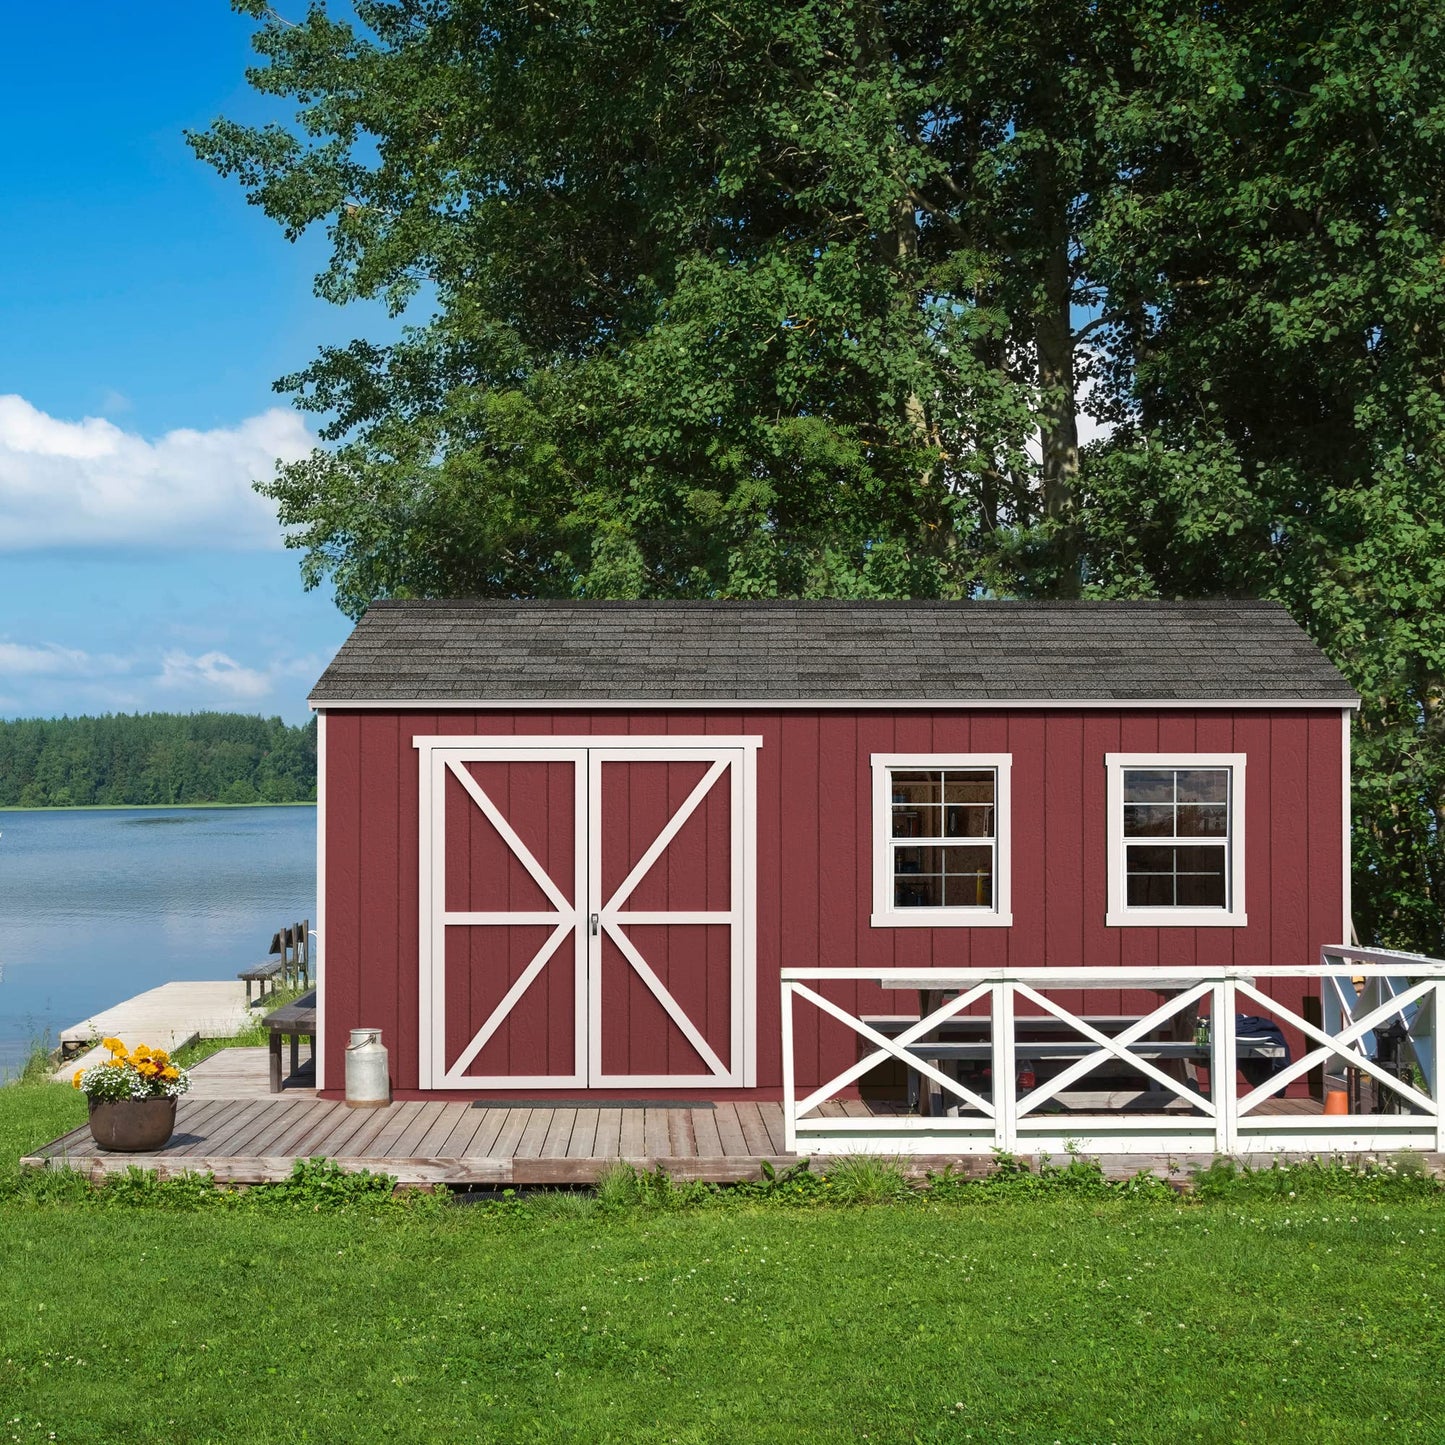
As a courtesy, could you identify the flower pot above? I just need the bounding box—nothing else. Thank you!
[87,1096,177,1152]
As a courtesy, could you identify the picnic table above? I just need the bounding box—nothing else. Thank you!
[264,988,317,1093]
[893,984,1286,1116]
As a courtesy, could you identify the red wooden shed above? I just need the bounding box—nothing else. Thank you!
[308,599,1356,1115]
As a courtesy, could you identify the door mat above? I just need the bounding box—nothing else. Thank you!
[470,1099,717,1110]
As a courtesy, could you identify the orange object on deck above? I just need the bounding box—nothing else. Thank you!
[1323,1089,1349,1115]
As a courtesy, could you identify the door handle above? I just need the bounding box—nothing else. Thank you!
[590,912,599,936]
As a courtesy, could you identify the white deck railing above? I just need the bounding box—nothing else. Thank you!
[780,947,1445,1157]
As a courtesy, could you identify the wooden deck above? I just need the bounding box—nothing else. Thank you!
[23,1040,1380,1187]
[24,1094,804,1186]
[23,1044,1353,1187]
[185,1047,316,1100]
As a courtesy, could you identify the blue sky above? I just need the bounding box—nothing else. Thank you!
[0,2,390,724]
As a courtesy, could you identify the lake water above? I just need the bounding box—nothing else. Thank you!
[0,806,316,1080]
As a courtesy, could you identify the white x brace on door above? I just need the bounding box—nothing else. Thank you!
[416,735,759,1090]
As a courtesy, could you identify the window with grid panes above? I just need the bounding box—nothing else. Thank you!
[1121,766,1231,908]
[888,768,997,909]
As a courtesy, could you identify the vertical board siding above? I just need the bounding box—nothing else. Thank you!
[322,706,1348,1097]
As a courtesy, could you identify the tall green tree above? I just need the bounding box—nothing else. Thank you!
[193,0,1145,607]
[1073,4,1445,950]
[194,0,1445,949]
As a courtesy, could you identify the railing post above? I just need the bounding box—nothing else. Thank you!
[1213,978,1238,1156]
[781,979,797,1154]
[992,980,1017,1154]
[1434,982,1445,1155]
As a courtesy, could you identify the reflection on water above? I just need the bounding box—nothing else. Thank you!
[0,806,315,1079]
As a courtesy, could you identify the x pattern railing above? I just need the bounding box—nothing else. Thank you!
[781,947,1445,1157]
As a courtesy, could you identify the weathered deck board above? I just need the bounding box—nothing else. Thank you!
[592,1108,622,1159]
[714,1103,749,1156]
[541,1108,577,1159]
[568,1108,600,1158]
[690,1106,723,1159]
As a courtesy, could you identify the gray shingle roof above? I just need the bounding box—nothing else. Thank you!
[309,599,1356,705]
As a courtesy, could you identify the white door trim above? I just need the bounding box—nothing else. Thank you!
[416,734,758,1090]
[417,744,588,1089]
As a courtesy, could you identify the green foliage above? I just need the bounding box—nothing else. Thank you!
[0,712,317,808]
[813,1153,913,1204]
[195,1,1445,948]
[1192,1153,1445,1204]
[591,1161,713,1211]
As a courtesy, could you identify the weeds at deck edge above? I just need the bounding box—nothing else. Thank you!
[5,1151,1443,1214]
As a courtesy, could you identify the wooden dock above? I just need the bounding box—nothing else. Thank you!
[55,980,254,1081]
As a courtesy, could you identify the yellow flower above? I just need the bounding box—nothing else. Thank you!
[102,1037,124,1054]
[72,1070,83,1088]
[133,1044,151,1060]
[161,1066,179,1080]
[151,1049,169,1066]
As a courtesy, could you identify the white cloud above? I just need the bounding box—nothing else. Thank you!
[0,641,97,677]
[0,396,315,550]
[159,650,273,701]
[0,634,325,716]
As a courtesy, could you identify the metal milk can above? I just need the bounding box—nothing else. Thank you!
[345,1027,391,1107]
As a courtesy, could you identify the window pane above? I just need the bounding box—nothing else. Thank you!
[891,772,940,802]
[1125,845,1178,907]
[891,771,941,838]
[1123,770,1174,804]
[892,804,941,838]
[894,845,943,875]
[943,771,994,804]
[943,846,993,908]
[944,803,994,838]
[1126,869,1176,907]
[1125,844,1228,909]
[1176,803,1228,837]
[1174,846,1227,907]
[1123,803,1174,837]
[895,875,943,908]
[1176,769,1228,804]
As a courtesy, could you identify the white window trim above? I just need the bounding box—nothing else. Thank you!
[870,753,1012,928]
[1105,752,1247,928]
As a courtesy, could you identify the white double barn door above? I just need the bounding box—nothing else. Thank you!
[418,736,757,1090]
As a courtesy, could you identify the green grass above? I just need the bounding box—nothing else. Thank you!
[2,1086,1443,1444]
[0,1079,86,1164]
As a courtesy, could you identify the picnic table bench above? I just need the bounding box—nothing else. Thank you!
[239,957,285,1006]
[264,989,317,1093]
[238,920,311,1004]
[863,1008,1287,1115]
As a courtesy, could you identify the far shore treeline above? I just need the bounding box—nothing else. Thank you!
[0,713,317,808]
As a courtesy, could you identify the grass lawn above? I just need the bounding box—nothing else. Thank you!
[2,1085,1442,1444]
